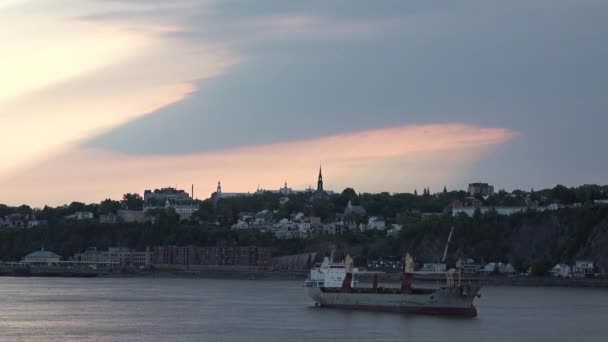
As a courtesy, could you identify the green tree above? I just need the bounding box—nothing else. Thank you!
[312,198,334,222]
[122,193,144,210]
[99,199,121,214]
[550,185,576,204]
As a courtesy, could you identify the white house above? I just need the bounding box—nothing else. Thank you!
[551,263,571,278]
[366,216,386,231]
[462,259,483,275]
[22,249,61,266]
[500,263,516,274]
[386,224,403,236]
[65,211,94,220]
[481,262,497,275]
[254,210,274,225]
[231,221,250,230]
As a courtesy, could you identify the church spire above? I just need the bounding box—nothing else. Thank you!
[317,165,324,192]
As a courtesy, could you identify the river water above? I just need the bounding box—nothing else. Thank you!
[0,277,605,341]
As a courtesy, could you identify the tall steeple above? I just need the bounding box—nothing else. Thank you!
[317,165,324,192]
[216,180,222,194]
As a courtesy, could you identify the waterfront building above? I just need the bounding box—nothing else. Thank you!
[461,258,483,275]
[481,262,497,275]
[72,247,151,268]
[573,260,595,278]
[551,263,572,278]
[367,257,404,272]
[22,249,61,266]
[152,245,197,265]
[152,246,272,269]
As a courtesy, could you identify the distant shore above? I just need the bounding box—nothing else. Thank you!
[2,267,608,288]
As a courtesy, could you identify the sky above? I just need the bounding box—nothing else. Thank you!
[0,0,606,206]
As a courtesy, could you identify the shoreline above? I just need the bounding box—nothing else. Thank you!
[2,268,608,288]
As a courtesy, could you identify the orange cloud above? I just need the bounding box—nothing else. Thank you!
[0,1,237,177]
[0,124,516,206]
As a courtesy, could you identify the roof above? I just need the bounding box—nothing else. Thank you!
[24,249,60,259]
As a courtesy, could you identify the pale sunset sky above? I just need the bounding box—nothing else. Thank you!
[0,0,606,206]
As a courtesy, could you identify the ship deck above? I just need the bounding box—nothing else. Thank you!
[320,287,436,295]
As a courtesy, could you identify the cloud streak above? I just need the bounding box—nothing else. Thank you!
[0,0,238,177]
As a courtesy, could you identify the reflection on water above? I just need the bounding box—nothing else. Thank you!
[0,277,606,341]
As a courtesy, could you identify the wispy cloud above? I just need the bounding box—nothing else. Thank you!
[0,0,237,177]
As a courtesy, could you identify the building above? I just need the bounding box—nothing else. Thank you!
[481,262,497,275]
[211,181,252,200]
[310,216,322,226]
[452,205,528,217]
[144,187,190,203]
[198,246,272,268]
[365,216,386,231]
[65,211,94,220]
[551,263,572,278]
[168,201,198,221]
[152,246,272,269]
[254,210,274,225]
[143,186,198,221]
[573,260,595,278]
[99,213,118,224]
[22,249,61,266]
[117,209,147,223]
[420,263,447,273]
[451,198,529,217]
[152,245,198,265]
[461,259,483,275]
[0,214,46,229]
[366,257,404,272]
[231,221,250,230]
[468,183,495,197]
[386,224,403,237]
[344,200,366,217]
[72,247,152,268]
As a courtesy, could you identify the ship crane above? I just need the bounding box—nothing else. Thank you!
[441,226,455,263]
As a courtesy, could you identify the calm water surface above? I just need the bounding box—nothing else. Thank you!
[0,277,606,341]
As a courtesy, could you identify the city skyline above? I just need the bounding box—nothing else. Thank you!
[1,0,607,206]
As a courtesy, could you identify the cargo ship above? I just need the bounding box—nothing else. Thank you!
[305,254,481,317]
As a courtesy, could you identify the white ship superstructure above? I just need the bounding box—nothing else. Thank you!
[305,256,358,288]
